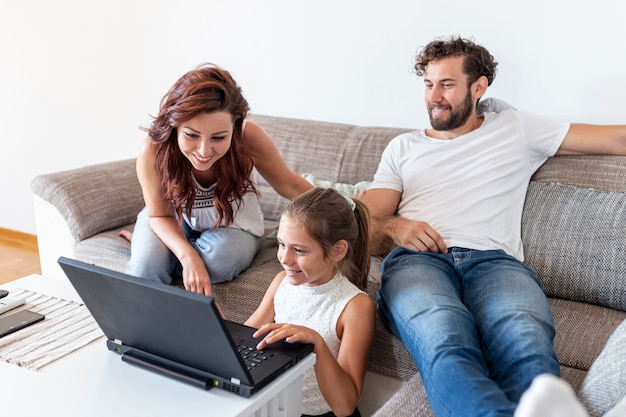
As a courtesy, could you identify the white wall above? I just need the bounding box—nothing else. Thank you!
[1,0,625,234]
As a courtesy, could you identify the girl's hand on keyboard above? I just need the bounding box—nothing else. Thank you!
[252,322,322,351]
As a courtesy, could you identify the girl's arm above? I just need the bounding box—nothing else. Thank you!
[242,121,313,199]
[136,137,212,296]
[244,272,285,328]
[315,293,375,416]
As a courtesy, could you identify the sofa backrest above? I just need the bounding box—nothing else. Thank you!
[523,155,626,312]
[250,114,411,221]
[31,113,626,313]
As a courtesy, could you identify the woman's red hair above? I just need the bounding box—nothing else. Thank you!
[146,63,256,228]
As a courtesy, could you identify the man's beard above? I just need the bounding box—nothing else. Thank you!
[428,91,474,131]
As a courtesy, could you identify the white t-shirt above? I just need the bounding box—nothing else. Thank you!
[371,110,570,260]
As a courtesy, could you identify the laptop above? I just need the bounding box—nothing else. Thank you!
[57,256,314,398]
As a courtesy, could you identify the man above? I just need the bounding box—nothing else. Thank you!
[361,36,626,417]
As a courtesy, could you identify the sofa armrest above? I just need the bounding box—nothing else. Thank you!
[33,195,78,280]
[30,159,143,279]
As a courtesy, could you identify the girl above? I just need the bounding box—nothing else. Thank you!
[245,187,375,417]
[125,63,312,296]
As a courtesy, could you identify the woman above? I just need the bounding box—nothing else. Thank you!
[125,63,312,296]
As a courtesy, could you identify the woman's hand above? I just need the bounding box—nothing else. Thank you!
[180,253,213,296]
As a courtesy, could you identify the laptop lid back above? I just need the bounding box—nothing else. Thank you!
[57,256,252,385]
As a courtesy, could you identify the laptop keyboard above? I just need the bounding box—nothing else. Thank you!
[236,342,277,370]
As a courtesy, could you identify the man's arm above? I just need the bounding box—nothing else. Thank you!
[359,188,447,255]
[359,188,400,255]
[557,124,626,156]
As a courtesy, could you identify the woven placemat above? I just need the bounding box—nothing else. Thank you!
[0,288,103,370]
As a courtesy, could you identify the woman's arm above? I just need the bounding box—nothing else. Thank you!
[242,121,313,199]
[136,137,213,296]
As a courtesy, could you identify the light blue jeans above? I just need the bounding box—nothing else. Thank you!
[377,247,559,417]
[126,208,261,285]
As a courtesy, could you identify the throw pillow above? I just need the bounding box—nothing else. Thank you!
[300,173,371,198]
[604,395,626,417]
[578,318,626,417]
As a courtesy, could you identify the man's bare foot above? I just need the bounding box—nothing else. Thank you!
[118,229,133,242]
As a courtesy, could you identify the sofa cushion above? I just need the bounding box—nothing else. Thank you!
[578,318,626,417]
[604,396,626,417]
[74,225,133,273]
[371,372,434,417]
[365,257,418,380]
[532,155,626,194]
[522,182,626,311]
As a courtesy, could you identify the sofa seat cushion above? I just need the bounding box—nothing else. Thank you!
[370,364,585,417]
[549,298,626,394]
[71,230,626,387]
[372,372,434,417]
[74,225,133,273]
[365,257,417,380]
[212,232,283,324]
[549,298,626,371]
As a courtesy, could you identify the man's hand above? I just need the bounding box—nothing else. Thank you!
[387,217,448,254]
[359,188,447,255]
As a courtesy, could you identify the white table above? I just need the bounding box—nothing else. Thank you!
[0,275,315,416]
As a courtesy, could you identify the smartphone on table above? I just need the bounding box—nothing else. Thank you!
[0,310,45,338]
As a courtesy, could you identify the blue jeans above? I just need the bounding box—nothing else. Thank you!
[377,247,559,417]
[126,208,261,285]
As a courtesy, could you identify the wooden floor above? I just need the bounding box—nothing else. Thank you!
[0,228,41,285]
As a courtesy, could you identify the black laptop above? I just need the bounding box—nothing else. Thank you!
[58,256,314,398]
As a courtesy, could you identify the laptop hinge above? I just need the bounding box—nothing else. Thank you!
[121,350,214,390]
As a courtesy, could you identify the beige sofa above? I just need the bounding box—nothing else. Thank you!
[31,113,626,416]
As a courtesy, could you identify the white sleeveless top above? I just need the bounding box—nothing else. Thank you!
[274,272,364,415]
[181,177,264,237]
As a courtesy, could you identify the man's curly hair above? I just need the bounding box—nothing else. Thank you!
[414,36,498,86]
